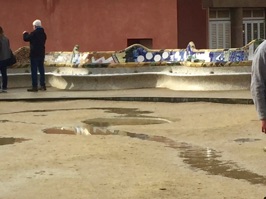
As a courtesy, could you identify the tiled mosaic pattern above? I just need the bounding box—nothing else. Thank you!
[44,40,262,67]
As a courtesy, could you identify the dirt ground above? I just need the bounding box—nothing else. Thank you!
[0,99,265,199]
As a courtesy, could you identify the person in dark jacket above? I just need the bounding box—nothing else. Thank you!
[0,26,12,93]
[23,19,47,92]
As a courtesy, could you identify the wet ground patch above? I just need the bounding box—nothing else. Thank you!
[41,106,266,186]
[43,128,76,135]
[0,137,30,146]
[82,117,171,127]
[43,123,266,186]
[234,138,261,143]
[89,107,154,117]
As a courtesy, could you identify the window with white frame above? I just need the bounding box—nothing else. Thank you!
[209,9,231,49]
[243,9,265,45]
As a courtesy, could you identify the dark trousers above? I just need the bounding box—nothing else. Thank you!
[0,66,7,90]
[30,57,46,87]
[0,58,8,90]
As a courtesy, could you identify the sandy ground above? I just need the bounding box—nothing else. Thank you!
[0,99,265,199]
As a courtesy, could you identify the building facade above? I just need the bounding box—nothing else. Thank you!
[0,0,266,52]
[202,0,266,48]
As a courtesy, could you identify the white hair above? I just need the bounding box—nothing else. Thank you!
[32,19,42,27]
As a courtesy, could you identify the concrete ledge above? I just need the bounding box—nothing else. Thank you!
[48,72,251,91]
[5,66,251,91]
[6,73,52,88]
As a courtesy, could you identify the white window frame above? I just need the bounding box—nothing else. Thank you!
[209,9,231,49]
[243,8,265,45]
[209,21,231,49]
[243,9,265,45]
[243,21,265,44]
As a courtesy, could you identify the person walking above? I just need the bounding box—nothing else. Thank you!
[0,26,12,93]
[251,39,266,133]
[23,19,47,92]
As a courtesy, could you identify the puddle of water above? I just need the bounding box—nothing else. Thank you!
[44,117,170,135]
[112,131,266,185]
[0,120,9,123]
[43,119,266,186]
[43,128,76,135]
[0,137,30,146]
[43,126,92,135]
[0,107,153,117]
[90,108,153,117]
[82,117,171,127]
[178,145,266,185]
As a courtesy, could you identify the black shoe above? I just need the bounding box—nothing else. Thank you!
[27,87,38,92]
[39,86,46,91]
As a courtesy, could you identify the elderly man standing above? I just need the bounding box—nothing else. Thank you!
[23,19,47,92]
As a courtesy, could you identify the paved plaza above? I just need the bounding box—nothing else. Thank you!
[1,86,266,199]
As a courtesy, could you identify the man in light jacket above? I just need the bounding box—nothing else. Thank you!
[251,39,266,133]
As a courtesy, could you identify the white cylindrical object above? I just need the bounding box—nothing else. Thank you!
[137,55,145,63]
[154,54,161,62]
[146,52,153,60]
[162,52,169,59]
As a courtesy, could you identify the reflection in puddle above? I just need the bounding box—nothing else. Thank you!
[43,117,170,136]
[43,115,266,186]
[43,126,91,135]
[178,145,266,185]
[0,137,30,146]
[43,128,76,135]
[102,130,266,185]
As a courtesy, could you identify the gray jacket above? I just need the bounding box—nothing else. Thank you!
[0,35,11,61]
[251,40,266,120]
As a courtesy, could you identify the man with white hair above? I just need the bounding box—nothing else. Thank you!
[23,19,47,92]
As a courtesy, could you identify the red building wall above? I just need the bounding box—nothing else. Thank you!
[177,0,208,49]
[0,0,178,52]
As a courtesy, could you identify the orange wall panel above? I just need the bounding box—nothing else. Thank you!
[177,0,208,49]
[0,0,178,52]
